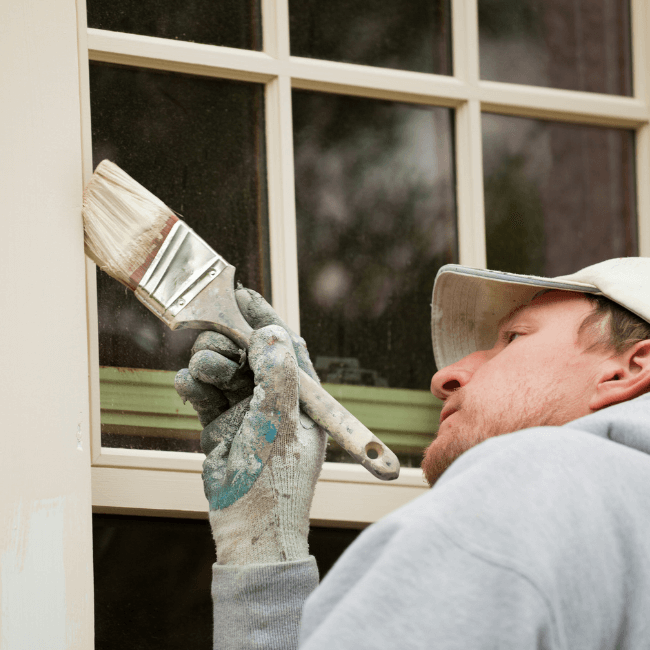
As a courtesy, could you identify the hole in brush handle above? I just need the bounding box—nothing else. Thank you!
[298,370,400,480]
[365,442,383,460]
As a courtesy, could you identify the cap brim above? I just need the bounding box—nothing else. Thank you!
[432,265,601,369]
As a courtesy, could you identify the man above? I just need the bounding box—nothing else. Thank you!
[176,257,650,649]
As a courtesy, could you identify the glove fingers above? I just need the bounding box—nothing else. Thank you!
[174,368,229,427]
[235,287,287,330]
[189,349,254,406]
[207,326,300,510]
[200,396,251,456]
[191,330,243,363]
[235,288,319,382]
[202,398,252,504]
[202,428,235,501]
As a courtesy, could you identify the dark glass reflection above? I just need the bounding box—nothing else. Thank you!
[289,0,452,75]
[478,0,632,95]
[90,62,269,373]
[87,0,262,50]
[482,114,637,276]
[293,91,457,391]
[93,514,360,650]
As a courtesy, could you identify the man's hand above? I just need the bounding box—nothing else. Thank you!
[175,288,327,565]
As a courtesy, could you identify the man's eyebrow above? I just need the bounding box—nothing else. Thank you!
[496,305,525,332]
[497,307,521,332]
[496,290,549,333]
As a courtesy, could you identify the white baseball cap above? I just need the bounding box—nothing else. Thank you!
[432,257,650,370]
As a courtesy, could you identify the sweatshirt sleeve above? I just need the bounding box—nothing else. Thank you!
[212,557,319,650]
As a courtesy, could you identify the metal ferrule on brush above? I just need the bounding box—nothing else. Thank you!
[134,221,228,328]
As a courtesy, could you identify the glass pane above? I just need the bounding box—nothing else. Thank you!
[87,0,262,50]
[482,114,637,277]
[94,514,359,650]
[293,91,456,438]
[479,0,632,96]
[90,63,269,452]
[289,0,452,75]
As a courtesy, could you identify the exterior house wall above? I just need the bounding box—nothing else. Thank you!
[0,0,94,647]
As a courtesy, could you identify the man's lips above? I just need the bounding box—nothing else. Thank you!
[439,405,459,425]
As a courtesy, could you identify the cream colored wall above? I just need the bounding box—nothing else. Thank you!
[0,0,94,647]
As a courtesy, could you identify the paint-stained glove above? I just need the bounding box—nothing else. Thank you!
[174,288,327,565]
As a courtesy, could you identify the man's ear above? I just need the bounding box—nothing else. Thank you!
[590,340,650,411]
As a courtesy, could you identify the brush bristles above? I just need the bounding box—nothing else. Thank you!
[82,160,176,287]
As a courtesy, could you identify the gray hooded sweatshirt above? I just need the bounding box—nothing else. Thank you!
[212,394,650,649]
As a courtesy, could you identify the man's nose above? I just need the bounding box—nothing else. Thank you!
[430,351,486,400]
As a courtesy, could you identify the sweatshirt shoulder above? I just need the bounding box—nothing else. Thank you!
[302,405,650,650]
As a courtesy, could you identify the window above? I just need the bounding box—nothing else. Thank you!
[86,0,648,526]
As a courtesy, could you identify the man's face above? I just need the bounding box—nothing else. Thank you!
[422,291,610,486]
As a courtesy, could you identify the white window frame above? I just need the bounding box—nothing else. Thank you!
[86,0,650,526]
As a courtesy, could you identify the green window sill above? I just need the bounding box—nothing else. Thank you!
[99,367,442,454]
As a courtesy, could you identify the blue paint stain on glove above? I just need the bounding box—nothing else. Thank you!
[206,415,280,510]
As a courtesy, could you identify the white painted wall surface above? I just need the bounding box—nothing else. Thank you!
[0,0,94,647]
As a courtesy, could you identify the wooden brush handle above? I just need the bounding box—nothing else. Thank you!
[298,370,399,480]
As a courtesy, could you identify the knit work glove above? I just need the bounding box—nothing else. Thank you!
[175,288,327,565]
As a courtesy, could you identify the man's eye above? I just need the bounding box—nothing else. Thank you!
[506,331,521,343]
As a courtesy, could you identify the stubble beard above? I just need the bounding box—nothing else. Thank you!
[421,397,495,488]
[421,380,573,487]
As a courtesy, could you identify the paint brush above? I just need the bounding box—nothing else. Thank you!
[82,160,399,480]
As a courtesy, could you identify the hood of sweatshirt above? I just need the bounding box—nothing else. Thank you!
[562,392,650,456]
